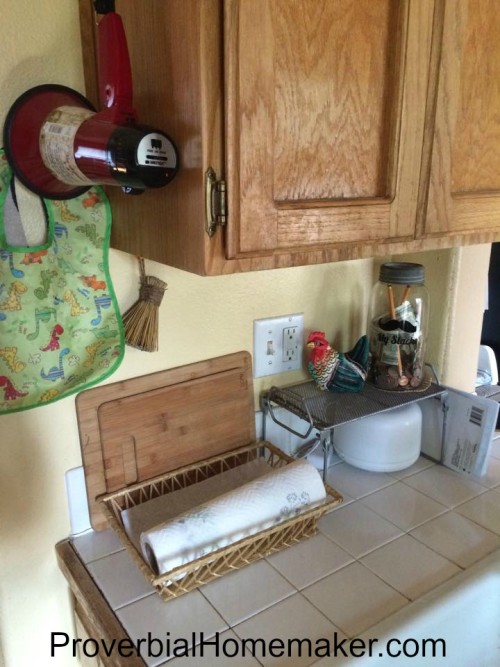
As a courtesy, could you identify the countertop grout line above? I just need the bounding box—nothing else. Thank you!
[318,522,405,561]
[197,568,297,635]
[407,513,500,570]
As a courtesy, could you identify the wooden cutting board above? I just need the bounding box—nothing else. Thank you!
[76,351,256,530]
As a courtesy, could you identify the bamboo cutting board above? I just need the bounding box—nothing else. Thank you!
[76,352,256,530]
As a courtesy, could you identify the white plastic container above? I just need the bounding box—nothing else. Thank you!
[333,403,422,472]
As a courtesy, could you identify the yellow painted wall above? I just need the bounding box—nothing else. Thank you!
[0,2,490,666]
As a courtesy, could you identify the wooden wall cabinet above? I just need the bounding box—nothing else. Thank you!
[423,0,500,238]
[79,0,500,275]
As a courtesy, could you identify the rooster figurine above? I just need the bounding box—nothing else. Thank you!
[306,331,369,393]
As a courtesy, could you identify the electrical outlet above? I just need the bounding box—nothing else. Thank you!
[253,314,304,377]
[282,325,301,362]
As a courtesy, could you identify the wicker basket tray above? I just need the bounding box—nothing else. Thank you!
[99,440,342,601]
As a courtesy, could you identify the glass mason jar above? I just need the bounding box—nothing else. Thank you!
[367,262,429,390]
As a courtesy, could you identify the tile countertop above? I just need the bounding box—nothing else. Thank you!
[70,434,500,667]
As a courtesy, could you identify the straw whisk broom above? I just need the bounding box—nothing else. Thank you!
[122,257,167,352]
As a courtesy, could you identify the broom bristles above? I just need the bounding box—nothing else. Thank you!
[122,267,167,352]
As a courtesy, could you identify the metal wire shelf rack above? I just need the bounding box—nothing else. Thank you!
[262,380,444,437]
[261,379,445,478]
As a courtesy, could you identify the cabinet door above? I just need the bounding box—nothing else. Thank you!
[424,0,500,236]
[224,0,434,258]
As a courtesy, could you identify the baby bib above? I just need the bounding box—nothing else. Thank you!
[0,150,124,413]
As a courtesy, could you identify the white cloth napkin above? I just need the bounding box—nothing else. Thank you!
[140,459,326,575]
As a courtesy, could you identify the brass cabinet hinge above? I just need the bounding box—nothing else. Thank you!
[205,167,227,237]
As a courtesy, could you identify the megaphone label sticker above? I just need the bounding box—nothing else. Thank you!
[137,133,177,170]
[40,106,95,186]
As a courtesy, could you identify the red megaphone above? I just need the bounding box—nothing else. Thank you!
[3,1,178,199]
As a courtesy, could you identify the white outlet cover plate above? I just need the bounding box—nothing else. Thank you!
[253,313,304,377]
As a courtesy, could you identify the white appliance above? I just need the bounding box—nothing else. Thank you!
[333,403,422,472]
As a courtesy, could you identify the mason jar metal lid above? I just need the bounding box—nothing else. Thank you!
[379,262,425,285]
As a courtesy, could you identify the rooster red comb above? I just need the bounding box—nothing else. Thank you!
[307,331,327,343]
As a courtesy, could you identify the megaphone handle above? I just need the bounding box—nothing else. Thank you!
[94,0,115,13]
[96,9,137,124]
